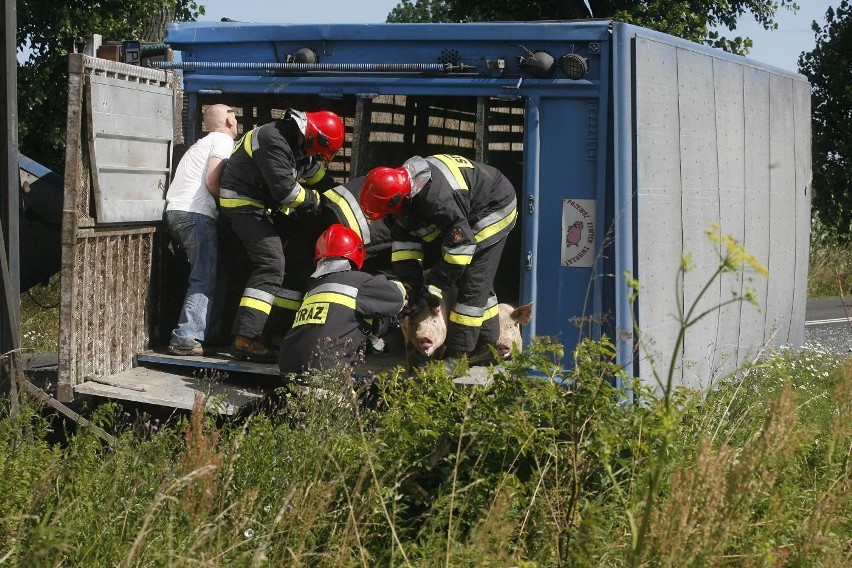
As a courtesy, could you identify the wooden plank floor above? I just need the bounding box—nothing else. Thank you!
[74,350,501,413]
[74,365,272,415]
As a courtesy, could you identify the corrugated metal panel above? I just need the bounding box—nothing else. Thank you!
[633,33,809,392]
[790,80,812,346]
[59,55,174,401]
[634,37,684,391]
[712,58,746,376]
[87,74,173,223]
[678,48,721,391]
[765,75,797,344]
[740,68,772,357]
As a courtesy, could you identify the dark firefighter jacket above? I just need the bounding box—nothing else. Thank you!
[219,110,334,213]
[278,266,406,375]
[321,176,392,256]
[390,154,517,294]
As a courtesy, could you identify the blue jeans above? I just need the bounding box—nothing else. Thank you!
[166,210,225,349]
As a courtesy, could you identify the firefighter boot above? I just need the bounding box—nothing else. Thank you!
[442,347,469,375]
[467,339,498,366]
[231,335,279,363]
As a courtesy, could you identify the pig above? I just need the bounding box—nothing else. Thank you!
[399,299,534,369]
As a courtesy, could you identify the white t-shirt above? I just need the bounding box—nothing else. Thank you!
[165,131,234,218]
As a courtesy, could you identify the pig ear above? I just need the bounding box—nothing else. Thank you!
[512,303,534,326]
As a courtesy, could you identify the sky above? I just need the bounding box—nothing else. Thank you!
[196,0,841,74]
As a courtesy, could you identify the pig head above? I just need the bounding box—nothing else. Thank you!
[399,299,449,369]
[494,303,534,359]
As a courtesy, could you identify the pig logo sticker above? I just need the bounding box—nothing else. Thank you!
[561,199,596,268]
[565,220,584,248]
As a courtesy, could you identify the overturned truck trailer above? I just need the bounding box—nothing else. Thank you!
[57,20,811,404]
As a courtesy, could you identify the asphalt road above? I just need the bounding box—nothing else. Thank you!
[804,297,852,355]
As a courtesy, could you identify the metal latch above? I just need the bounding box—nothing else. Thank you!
[528,195,535,213]
[526,251,533,270]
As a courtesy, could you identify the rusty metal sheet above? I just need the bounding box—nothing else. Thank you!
[87,74,174,223]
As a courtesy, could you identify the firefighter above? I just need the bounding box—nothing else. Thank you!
[278,224,406,377]
[359,154,518,365]
[218,109,345,362]
[280,175,392,301]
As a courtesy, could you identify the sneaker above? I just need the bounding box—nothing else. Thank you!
[230,335,278,363]
[168,344,204,356]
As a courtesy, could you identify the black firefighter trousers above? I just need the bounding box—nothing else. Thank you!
[446,236,507,353]
[218,206,298,342]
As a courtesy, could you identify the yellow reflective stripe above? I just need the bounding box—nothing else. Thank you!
[449,311,482,327]
[243,129,254,156]
[220,197,265,209]
[323,190,362,239]
[431,154,473,190]
[392,280,407,300]
[240,296,272,314]
[427,284,442,299]
[483,303,499,321]
[443,252,474,265]
[232,132,247,155]
[303,292,356,309]
[422,229,441,242]
[392,250,424,262]
[273,297,302,310]
[303,165,326,185]
[287,185,309,208]
[475,208,517,243]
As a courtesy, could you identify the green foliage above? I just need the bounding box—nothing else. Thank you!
[387,0,799,55]
[2,337,851,564]
[16,1,204,173]
[800,1,852,242]
[4,225,851,564]
[19,273,60,354]
[807,236,852,298]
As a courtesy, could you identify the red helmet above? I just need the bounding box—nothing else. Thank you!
[359,166,412,220]
[315,223,365,269]
[304,110,344,161]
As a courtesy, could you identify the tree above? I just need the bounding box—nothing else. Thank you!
[799,1,852,241]
[387,0,800,55]
[16,1,204,173]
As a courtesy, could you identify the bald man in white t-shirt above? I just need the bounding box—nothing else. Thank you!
[165,104,238,355]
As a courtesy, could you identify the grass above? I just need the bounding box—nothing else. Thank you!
[0,339,850,565]
[2,230,850,564]
[808,240,852,298]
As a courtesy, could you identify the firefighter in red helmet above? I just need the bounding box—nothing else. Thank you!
[278,224,407,377]
[218,109,345,362]
[360,154,518,366]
